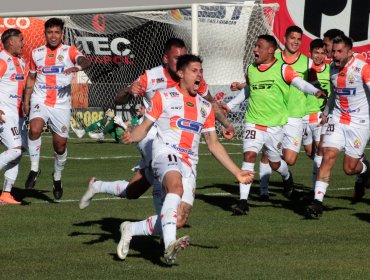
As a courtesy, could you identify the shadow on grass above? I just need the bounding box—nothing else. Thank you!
[352,212,370,223]
[12,186,55,204]
[70,217,168,266]
[196,181,352,219]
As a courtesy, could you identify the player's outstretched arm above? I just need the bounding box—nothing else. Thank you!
[203,130,254,184]
[22,72,37,117]
[121,117,153,144]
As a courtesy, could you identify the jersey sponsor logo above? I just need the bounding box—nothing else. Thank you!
[169,91,179,97]
[48,53,55,58]
[167,143,195,155]
[9,94,22,99]
[186,101,194,107]
[38,65,65,75]
[38,84,65,90]
[251,80,274,90]
[170,116,203,133]
[156,78,165,83]
[339,107,360,113]
[170,106,183,110]
[334,87,356,96]
[10,73,24,81]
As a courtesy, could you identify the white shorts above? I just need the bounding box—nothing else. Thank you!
[302,122,322,146]
[242,123,284,162]
[283,117,303,153]
[152,150,196,206]
[322,120,370,158]
[29,100,70,138]
[0,114,27,149]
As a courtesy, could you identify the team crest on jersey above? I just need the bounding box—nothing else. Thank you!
[186,101,194,107]
[57,55,64,62]
[354,139,361,149]
[348,74,355,84]
[170,116,202,133]
[200,107,207,118]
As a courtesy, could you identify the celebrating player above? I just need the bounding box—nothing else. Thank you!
[117,54,254,264]
[222,34,325,215]
[306,35,370,218]
[0,29,27,204]
[22,17,91,200]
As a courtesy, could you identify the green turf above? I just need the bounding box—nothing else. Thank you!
[1,135,370,279]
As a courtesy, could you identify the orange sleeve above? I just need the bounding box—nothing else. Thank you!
[283,65,300,84]
[0,59,7,78]
[135,71,148,95]
[145,90,163,120]
[68,45,83,64]
[362,63,370,84]
[203,107,215,129]
[29,50,36,72]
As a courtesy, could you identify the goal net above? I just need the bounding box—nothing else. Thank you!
[0,1,278,139]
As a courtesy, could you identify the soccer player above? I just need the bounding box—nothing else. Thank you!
[302,39,331,191]
[117,54,254,264]
[222,34,325,215]
[22,18,91,200]
[0,29,27,204]
[306,35,370,219]
[79,38,234,227]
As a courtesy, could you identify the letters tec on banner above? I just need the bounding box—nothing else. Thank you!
[263,0,370,63]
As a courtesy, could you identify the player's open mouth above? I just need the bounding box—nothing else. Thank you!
[194,80,200,91]
[254,53,259,59]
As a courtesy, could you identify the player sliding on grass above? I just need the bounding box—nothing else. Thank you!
[117,54,254,264]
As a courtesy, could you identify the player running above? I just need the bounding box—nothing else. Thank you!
[117,54,254,264]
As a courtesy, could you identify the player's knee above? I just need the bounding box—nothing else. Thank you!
[343,165,356,175]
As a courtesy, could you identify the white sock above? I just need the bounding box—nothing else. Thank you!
[161,193,181,249]
[3,176,15,192]
[96,180,129,196]
[312,154,322,190]
[0,148,22,170]
[259,161,271,195]
[131,215,162,236]
[314,181,328,202]
[240,162,254,200]
[28,137,41,172]
[276,160,289,180]
[54,150,67,181]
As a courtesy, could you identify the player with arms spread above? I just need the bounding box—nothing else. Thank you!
[22,17,91,200]
[117,54,254,264]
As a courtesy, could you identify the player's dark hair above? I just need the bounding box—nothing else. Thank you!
[323,29,344,40]
[310,38,324,52]
[45,17,65,30]
[258,34,278,50]
[1,28,21,45]
[333,35,353,49]
[176,54,202,72]
[285,25,303,37]
[164,38,186,53]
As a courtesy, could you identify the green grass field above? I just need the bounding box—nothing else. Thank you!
[1,135,370,279]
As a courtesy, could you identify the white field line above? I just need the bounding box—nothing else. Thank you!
[29,188,353,204]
